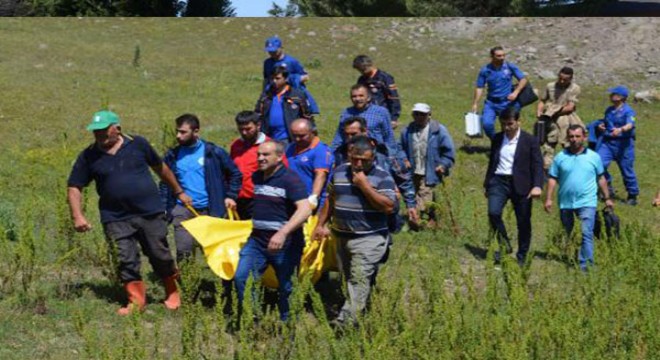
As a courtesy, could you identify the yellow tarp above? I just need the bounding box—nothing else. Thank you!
[181,213,336,288]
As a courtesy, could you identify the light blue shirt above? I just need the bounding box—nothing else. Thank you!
[176,140,208,208]
[549,148,604,209]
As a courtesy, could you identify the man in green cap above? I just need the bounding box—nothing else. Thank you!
[67,110,192,315]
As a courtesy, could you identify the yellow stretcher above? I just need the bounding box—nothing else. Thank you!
[181,209,336,288]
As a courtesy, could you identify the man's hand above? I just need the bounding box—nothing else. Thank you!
[597,123,606,132]
[391,121,398,130]
[224,198,237,211]
[605,199,615,209]
[352,170,370,190]
[471,103,478,114]
[407,208,419,225]
[507,92,518,102]
[268,232,286,253]
[435,165,445,175]
[311,224,330,242]
[544,199,553,213]
[177,192,193,207]
[611,127,622,137]
[308,194,319,210]
[527,186,543,199]
[73,215,92,232]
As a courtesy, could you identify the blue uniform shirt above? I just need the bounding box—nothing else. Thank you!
[603,103,636,139]
[476,62,525,100]
[268,95,288,141]
[548,148,605,210]
[285,137,333,204]
[263,54,307,81]
[175,140,208,208]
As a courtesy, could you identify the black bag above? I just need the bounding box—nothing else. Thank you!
[533,116,549,145]
[516,82,539,108]
[594,207,620,240]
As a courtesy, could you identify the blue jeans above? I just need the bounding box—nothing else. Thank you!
[482,100,520,139]
[560,207,597,270]
[234,237,303,321]
[597,138,639,196]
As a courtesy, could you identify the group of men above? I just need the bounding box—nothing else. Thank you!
[475,46,642,271]
[66,38,644,324]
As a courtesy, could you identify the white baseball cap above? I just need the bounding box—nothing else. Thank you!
[412,103,431,113]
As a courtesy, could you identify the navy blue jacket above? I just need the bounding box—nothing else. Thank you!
[160,140,242,218]
[400,120,456,186]
[357,69,401,121]
[255,86,311,142]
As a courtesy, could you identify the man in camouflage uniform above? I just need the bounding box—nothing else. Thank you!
[536,67,584,170]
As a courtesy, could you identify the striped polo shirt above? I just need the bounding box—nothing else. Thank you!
[250,165,308,245]
[329,163,397,236]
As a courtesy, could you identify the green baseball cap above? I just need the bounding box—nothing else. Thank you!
[87,110,120,131]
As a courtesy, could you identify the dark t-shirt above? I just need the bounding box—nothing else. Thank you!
[250,165,307,246]
[67,135,165,223]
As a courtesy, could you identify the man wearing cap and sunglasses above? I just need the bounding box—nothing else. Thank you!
[67,110,191,315]
[400,103,456,229]
[596,85,639,206]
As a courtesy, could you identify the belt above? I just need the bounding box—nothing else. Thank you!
[487,96,509,103]
[495,174,514,180]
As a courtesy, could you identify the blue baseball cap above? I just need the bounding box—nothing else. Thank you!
[264,36,282,52]
[608,85,629,98]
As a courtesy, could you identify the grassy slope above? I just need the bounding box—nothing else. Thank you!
[0,18,658,359]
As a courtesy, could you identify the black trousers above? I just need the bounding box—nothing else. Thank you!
[486,175,533,261]
[103,213,176,282]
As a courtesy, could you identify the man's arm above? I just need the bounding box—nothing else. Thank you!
[544,177,557,213]
[311,170,328,198]
[68,186,92,232]
[268,199,312,252]
[472,87,484,113]
[598,175,614,209]
[383,73,401,122]
[330,115,345,152]
[528,136,544,198]
[509,77,528,102]
[151,162,192,207]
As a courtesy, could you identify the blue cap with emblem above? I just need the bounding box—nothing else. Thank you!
[264,36,282,52]
[608,85,629,98]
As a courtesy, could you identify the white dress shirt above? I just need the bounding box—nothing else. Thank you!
[495,129,521,176]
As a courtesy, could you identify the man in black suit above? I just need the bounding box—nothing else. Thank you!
[484,107,543,265]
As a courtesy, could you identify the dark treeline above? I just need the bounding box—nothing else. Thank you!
[0,0,235,16]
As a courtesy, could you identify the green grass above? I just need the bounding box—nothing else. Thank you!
[0,18,659,359]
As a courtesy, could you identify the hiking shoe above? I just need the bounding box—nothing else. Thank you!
[625,196,638,206]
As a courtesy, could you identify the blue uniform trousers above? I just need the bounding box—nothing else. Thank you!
[597,138,639,196]
[482,99,520,139]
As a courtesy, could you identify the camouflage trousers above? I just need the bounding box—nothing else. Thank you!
[541,114,584,169]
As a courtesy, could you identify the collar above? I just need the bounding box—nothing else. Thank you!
[352,103,370,113]
[294,136,320,155]
[567,146,587,156]
[504,128,521,143]
[276,85,290,100]
[263,163,286,181]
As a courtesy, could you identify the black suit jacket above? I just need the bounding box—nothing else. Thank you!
[483,130,544,196]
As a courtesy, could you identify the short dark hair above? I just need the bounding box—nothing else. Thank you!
[343,116,367,131]
[235,111,260,126]
[347,135,375,155]
[559,67,574,77]
[352,55,373,69]
[490,46,504,56]
[175,113,200,130]
[272,65,289,79]
[350,83,369,94]
[567,124,586,136]
[499,107,520,121]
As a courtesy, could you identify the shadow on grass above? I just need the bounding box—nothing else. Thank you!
[533,251,574,267]
[464,243,488,260]
[459,144,491,155]
[312,272,344,320]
